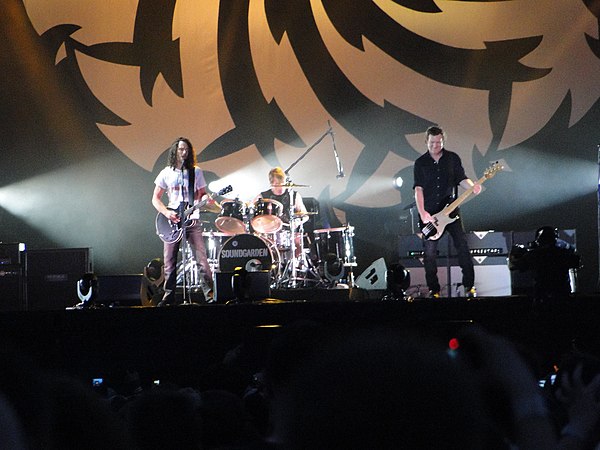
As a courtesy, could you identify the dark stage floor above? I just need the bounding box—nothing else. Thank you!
[1,289,600,389]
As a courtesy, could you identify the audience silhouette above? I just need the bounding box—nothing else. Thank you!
[1,321,599,449]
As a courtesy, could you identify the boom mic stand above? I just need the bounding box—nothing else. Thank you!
[280,125,340,288]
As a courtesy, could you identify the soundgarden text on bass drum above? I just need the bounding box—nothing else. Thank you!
[155,185,232,244]
[419,162,503,241]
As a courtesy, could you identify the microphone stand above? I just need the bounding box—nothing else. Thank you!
[281,125,339,288]
[180,169,192,305]
[284,128,331,176]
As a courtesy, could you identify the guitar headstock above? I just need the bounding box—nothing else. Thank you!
[218,185,233,196]
[483,162,504,179]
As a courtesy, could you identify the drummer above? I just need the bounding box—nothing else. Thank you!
[252,167,308,226]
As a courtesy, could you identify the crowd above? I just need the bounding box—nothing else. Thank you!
[1,321,600,449]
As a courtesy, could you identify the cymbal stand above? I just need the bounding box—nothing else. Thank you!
[292,220,326,287]
[288,191,299,288]
[278,216,325,288]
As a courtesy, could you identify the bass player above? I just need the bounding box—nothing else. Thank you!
[413,126,481,298]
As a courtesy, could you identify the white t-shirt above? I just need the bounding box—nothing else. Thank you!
[154,166,207,209]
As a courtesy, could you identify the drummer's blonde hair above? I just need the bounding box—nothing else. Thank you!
[268,167,286,184]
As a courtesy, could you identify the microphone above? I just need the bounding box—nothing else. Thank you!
[328,120,344,179]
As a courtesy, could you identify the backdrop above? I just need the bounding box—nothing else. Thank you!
[1,0,599,292]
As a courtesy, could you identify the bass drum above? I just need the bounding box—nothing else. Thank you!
[218,234,280,278]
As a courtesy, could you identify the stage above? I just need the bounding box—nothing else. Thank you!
[1,290,599,389]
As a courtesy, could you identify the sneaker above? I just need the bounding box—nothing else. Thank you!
[429,290,441,299]
[204,289,215,303]
[465,287,477,298]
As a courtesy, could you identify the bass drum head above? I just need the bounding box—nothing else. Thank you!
[218,234,280,275]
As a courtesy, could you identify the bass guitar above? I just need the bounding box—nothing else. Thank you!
[155,185,232,244]
[419,162,503,240]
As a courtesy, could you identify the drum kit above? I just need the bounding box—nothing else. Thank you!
[177,183,357,290]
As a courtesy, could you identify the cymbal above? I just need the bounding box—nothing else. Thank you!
[293,212,318,216]
[271,183,311,188]
[199,202,221,214]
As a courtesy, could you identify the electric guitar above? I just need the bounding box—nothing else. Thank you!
[155,185,232,244]
[419,162,503,240]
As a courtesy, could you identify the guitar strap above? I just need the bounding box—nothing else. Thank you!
[188,166,195,205]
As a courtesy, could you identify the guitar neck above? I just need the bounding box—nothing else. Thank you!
[181,185,231,217]
[183,194,212,217]
[440,173,489,216]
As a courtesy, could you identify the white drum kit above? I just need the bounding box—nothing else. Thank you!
[178,195,357,289]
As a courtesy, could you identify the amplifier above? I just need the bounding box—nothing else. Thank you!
[0,243,26,266]
[302,197,320,235]
[214,270,270,303]
[0,265,26,311]
[403,262,511,297]
[96,274,143,307]
[398,231,511,260]
[27,248,93,310]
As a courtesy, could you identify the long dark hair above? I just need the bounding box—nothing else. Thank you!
[167,137,197,169]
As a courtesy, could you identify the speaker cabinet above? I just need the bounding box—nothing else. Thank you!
[0,265,26,311]
[0,243,26,310]
[399,256,511,297]
[0,243,26,265]
[96,274,142,307]
[27,248,93,310]
[214,271,270,303]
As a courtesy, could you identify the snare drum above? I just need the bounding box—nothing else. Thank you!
[218,234,280,277]
[313,226,357,267]
[251,198,283,234]
[215,199,247,235]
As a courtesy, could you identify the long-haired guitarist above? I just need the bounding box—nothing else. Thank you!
[413,126,481,298]
[152,137,215,305]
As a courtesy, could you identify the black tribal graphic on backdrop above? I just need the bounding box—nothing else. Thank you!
[23,0,600,213]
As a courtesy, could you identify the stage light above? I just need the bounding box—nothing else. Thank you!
[393,175,403,190]
[74,272,98,308]
[387,263,410,297]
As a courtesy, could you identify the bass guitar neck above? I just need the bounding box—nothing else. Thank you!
[419,162,503,241]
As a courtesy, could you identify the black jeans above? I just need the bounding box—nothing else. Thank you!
[422,219,474,293]
[162,225,213,304]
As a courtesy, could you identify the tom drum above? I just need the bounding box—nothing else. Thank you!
[215,199,247,235]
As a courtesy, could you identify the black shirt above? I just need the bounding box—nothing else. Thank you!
[413,149,467,215]
[260,189,293,223]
